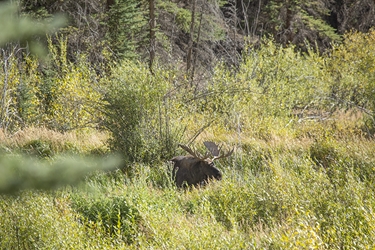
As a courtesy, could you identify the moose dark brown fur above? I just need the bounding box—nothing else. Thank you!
[170,142,233,188]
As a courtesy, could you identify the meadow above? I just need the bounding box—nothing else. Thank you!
[1,30,375,249]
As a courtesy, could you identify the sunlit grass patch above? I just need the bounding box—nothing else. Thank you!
[0,127,109,156]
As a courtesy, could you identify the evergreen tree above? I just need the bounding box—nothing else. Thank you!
[106,0,147,60]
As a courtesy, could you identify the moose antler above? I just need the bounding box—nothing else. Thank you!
[203,141,234,161]
[179,142,233,161]
[203,141,220,156]
[212,148,234,161]
[178,144,205,159]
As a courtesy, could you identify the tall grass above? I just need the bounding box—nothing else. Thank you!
[1,121,375,249]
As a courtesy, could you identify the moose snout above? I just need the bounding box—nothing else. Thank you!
[212,168,222,180]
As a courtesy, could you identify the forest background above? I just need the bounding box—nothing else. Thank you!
[2,0,375,249]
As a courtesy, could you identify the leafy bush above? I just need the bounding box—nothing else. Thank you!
[327,28,375,132]
[310,138,339,169]
[102,60,183,165]
[2,139,375,249]
[0,51,42,131]
[41,36,102,131]
[186,39,332,138]
[0,36,103,132]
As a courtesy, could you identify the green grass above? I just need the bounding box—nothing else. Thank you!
[1,123,375,249]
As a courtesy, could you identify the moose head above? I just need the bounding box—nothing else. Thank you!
[170,141,233,188]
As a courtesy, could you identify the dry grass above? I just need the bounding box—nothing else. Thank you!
[0,127,109,154]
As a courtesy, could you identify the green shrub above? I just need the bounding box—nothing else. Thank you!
[102,60,184,165]
[2,142,375,249]
[0,52,42,132]
[207,182,256,230]
[184,39,332,138]
[147,163,175,188]
[42,37,102,131]
[327,29,375,133]
[310,174,375,248]
[239,143,272,174]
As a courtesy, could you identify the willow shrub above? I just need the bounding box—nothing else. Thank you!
[102,60,184,165]
[42,36,102,131]
[0,36,103,133]
[188,39,332,139]
[205,144,375,249]
[0,52,41,131]
[327,28,375,133]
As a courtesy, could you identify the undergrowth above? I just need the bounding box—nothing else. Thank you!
[1,121,375,249]
[2,30,375,249]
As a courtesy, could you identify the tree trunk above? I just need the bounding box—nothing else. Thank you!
[186,0,196,77]
[149,0,156,75]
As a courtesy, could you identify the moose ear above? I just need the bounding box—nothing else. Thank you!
[203,141,220,157]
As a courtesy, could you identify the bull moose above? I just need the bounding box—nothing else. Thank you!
[170,141,233,187]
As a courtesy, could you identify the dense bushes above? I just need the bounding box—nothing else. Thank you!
[2,27,375,249]
[196,40,331,134]
[327,28,375,132]
[2,29,375,148]
[0,37,102,133]
[102,60,183,165]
